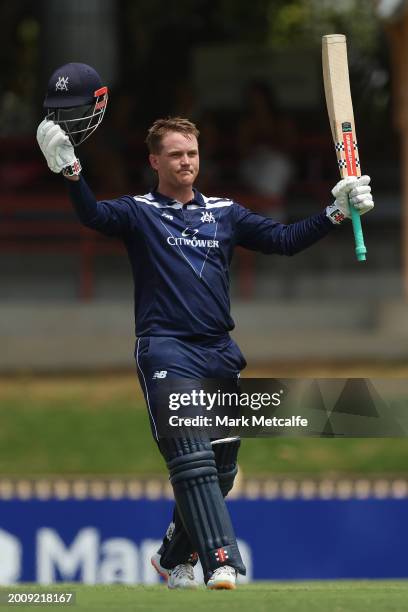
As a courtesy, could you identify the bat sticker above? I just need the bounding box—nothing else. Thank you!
[342,129,357,176]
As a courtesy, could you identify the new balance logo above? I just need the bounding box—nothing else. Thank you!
[215,548,229,562]
[152,370,167,379]
[201,211,215,223]
[162,212,173,221]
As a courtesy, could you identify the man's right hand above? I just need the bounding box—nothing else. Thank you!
[36,119,81,178]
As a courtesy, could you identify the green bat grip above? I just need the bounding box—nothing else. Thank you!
[349,197,367,261]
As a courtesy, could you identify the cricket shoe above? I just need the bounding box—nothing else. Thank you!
[207,565,237,590]
[151,553,198,589]
[168,563,199,590]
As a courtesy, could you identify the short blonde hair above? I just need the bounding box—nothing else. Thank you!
[145,116,200,153]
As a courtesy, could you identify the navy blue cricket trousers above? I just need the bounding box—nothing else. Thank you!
[135,335,247,440]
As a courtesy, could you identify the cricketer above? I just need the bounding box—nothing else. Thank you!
[36,63,374,590]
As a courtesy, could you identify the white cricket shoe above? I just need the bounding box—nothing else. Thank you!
[168,563,199,590]
[151,553,199,589]
[207,565,237,590]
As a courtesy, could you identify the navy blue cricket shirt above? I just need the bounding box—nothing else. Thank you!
[68,177,334,339]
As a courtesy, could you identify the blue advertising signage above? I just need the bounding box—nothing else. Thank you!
[1,497,408,584]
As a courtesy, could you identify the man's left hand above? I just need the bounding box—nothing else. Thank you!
[326,175,374,225]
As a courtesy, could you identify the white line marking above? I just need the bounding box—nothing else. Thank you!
[136,338,159,441]
[199,213,220,278]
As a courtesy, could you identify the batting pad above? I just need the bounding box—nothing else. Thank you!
[160,434,246,579]
[158,436,242,569]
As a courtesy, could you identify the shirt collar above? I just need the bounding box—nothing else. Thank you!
[151,187,205,208]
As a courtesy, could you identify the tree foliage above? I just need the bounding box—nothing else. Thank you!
[265,0,380,52]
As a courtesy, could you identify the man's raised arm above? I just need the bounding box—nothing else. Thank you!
[234,176,374,256]
[36,119,136,238]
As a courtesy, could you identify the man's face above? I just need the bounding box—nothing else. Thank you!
[149,131,199,190]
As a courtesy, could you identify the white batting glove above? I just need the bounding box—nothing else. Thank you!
[326,175,374,225]
[36,119,81,176]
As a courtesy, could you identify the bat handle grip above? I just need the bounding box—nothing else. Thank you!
[349,198,367,262]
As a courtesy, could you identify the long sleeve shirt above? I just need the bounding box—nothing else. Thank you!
[67,176,334,339]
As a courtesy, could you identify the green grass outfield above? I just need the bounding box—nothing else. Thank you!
[1,582,408,611]
[2,373,408,476]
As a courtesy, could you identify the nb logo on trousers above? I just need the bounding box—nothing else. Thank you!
[152,370,167,379]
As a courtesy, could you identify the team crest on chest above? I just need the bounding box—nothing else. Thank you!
[201,211,215,223]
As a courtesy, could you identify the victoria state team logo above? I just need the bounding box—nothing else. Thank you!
[55,76,69,91]
[201,211,215,223]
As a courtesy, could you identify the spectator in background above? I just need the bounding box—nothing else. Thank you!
[238,81,296,217]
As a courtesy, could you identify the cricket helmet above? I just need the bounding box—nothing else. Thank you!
[43,62,108,146]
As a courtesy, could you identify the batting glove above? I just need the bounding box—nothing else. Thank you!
[326,175,374,225]
[36,119,81,176]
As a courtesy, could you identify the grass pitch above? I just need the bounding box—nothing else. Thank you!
[2,582,408,611]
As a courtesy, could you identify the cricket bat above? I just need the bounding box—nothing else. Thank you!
[322,34,367,262]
